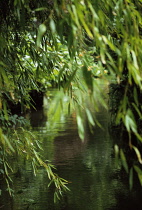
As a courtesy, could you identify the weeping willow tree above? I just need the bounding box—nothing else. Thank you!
[0,0,142,199]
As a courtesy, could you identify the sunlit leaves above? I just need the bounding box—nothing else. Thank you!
[132,146,142,164]
[36,24,47,48]
[0,128,15,153]
[75,4,93,39]
[86,108,95,126]
[52,175,70,202]
[34,7,48,12]
[1,127,70,200]
[50,19,56,34]
[124,109,137,133]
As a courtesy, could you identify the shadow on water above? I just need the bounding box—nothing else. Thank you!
[0,96,142,209]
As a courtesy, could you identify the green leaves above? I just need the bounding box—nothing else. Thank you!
[34,7,48,12]
[77,114,85,140]
[114,144,142,190]
[50,19,56,34]
[86,108,95,126]
[0,128,15,153]
[120,149,129,174]
[82,65,93,92]
[1,0,142,201]
[0,126,70,200]
[124,109,137,133]
[132,146,142,164]
[36,24,47,48]
[134,165,142,186]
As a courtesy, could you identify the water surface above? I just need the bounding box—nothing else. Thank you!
[0,99,142,210]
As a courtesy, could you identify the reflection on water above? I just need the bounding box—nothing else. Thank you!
[0,100,142,210]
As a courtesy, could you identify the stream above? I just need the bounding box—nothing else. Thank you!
[0,90,142,210]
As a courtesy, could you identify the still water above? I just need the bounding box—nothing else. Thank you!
[1,97,142,209]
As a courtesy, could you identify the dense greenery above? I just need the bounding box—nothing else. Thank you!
[0,0,142,200]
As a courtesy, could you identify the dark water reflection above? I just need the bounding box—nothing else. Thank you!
[1,105,142,210]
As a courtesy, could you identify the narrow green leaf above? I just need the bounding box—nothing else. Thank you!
[50,19,56,33]
[120,149,129,173]
[114,144,119,158]
[36,24,46,47]
[134,165,142,186]
[77,114,84,140]
[131,50,139,69]
[133,87,139,106]
[78,11,93,38]
[132,146,142,164]
[125,109,137,133]
[132,103,141,118]
[48,179,54,188]
[34,7,47,12]
[3,134,15,153]
[64,68,77,91]
[82,65,93,92]
[86,108,95,126]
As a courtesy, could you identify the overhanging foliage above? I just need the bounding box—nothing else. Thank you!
[0,0,142,199]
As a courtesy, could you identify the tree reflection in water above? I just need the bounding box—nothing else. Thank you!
[0,102,142,210]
